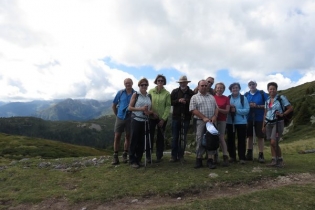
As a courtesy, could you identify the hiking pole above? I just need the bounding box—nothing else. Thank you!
[275,113,280,167]
[252,111,256,162]
[144,118,147,168]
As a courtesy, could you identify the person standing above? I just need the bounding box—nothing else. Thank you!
[111,78,135,165]
[226,82,250,164]
[128,78,154,168]
[213,82,230,166]
[170,76,194,162]
[147,74,171,163]
[190,80,219,169]
[245,80,269,163]
[193,76,215,95]
[263,82,293,167]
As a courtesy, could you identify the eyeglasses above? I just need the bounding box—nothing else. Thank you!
[140,84,148,87]
[249,83,256,86]
[157,80,164,82]
[200,85,208,87]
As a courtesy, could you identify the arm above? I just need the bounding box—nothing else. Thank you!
[112,103,118,116]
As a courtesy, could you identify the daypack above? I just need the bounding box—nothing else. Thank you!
[277,95,293,127]
[201,131,220,151]
[228,94,245,107]
[116,89,136,108]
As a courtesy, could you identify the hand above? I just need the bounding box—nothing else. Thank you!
[179,98,186,104]
[230,106,236,113]
[211,116,217,123]
[202,117,210,123]
[249,102,256,108]
[158,119,164,127]
[262,126,266,133]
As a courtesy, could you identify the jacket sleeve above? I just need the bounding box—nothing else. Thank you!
[162,92,171,121]
[236,97,250,116]
[171,89,179,106]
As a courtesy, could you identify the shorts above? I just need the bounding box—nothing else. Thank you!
[114,116,131,133]
[247,121,264,138]
[216,121,226,136]
[266,121,284,140]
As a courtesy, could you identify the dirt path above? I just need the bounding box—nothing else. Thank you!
[9,173,315,210]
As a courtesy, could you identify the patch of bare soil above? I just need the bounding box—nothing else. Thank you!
[8,173,315,210]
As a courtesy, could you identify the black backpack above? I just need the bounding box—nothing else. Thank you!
[277,95,293,127]
[201,131,220,151]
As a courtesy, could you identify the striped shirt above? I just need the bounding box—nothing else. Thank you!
[189,92,218,119]
[132,91,152,122]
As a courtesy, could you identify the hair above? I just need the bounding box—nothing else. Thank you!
[267,82,278,90]
[138,78,149,87]
[198,79,207,86]
[215,82,225,91]
[228,82,241,91]
[206,77,214,81]
[154,74,167,85]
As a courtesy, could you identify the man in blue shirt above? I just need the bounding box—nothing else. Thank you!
[245,80,268,163]
[111,78,135,165]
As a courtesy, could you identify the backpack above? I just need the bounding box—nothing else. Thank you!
[228,94,245,107]
[277,95,293,127]
[116,89,136,108]
[201,131,220,151]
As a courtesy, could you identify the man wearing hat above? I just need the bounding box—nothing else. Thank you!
[170,76,195,162]
[245,80,269,163]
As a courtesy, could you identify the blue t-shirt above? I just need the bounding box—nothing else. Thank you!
[264,94,290,122]
[113,89,135,120]
[245,90,268,122]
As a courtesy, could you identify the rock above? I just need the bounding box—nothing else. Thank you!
[208,173,218,178]
[131,199,138,203]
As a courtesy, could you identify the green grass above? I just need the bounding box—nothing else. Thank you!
[1,133,315,209]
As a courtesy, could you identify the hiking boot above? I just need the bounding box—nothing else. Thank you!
[240,160,246,165]
[229,157,237,163]
[130,163,140,169]
[122,152,128,163]
[245,149,253,161]
[267,159,276,167]
[258,153,265,163]
[169,157,178,163]
[111,153,119,165]
[207,158,216,169]
[194,158,203,169]
[146,157,152,164]
[276,159,284,168]
[222,155,230,167]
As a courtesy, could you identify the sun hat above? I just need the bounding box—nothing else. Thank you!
[177,75,191,83]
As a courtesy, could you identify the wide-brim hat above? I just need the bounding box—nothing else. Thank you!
[177,75,191,83]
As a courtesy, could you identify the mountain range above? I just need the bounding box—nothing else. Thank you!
[0,99,113,121]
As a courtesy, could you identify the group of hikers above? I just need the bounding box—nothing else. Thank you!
[111,74,293,169]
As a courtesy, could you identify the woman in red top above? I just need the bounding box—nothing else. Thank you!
[214,82,230,166]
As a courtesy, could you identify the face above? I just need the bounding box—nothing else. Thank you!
[215,84,225,95]
[179,82,188,88]
[198,81,208,94]
[268,85,277,96]
[124,79,133,89]
[156,77,164,86]
[206,77,214,87]
[231,85,240,95]
[248,82,257,91]
[139,81,149,91]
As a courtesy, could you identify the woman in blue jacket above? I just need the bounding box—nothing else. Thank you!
[226,82,250,164]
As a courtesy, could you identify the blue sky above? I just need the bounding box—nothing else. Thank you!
[0,0,314,102]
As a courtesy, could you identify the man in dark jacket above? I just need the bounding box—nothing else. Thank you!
[170,76,195,162]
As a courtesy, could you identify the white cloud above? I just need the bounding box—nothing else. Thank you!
[0,0,314,101]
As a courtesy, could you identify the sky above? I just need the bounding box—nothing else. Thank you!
[1,0,315,102]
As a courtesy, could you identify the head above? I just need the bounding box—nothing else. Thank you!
[124,78,133,89]
[198,80,208,94]
[215,82,226,96]
[248,80,257,92]
[229,82,241,95]
[154,74,167,86]
[138,78,149,92]
[267,82,278,97]
[206,77,214,87]
[177,75,191,89]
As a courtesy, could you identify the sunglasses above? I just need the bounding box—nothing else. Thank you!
[200,85,208,87]
[140,84,148,87]
[157,79,164,82]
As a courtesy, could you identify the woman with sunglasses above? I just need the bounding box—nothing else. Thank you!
[128,78,154,168]
[146,74,171,163]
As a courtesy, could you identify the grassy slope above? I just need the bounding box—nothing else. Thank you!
[1,133,315,209]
